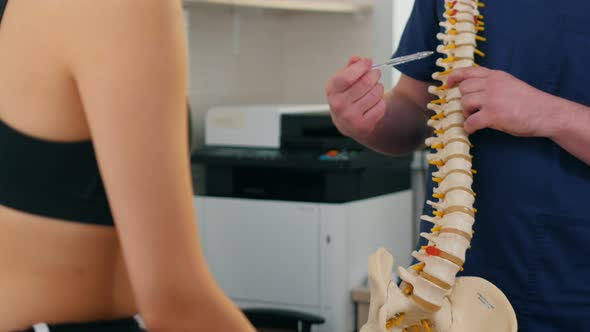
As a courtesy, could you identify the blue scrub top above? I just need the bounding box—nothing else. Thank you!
[393,1,590,330]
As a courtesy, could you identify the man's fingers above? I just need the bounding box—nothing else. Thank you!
[361,99,387,133]
[326,69,381,117]
[346,69,382,103]
[354,83,384,116]
[458,78,486,95]
[461,92,484,117]
[348,56,362,66]
[447,66,490,88]
[327,58,373,94]
[464,109,491,134]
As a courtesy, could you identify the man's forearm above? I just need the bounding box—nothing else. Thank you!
[541,94,590,165]
[365,90,430,156]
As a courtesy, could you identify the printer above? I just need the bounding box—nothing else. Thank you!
[193,104,412,202]
[192,105,414,332]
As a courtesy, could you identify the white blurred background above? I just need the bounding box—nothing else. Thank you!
[183,0,415,151]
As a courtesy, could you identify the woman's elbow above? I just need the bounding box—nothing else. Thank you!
[138,287,253,332]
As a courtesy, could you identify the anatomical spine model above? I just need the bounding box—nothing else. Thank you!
[360,1,518,331]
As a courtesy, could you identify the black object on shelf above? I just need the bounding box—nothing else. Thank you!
[243,308,325,332]
[192,111,412,203]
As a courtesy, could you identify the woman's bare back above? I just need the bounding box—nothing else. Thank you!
[1,1,255,331]
[0,1,136,330]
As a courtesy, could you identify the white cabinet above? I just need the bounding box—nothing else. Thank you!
[183,0,374,13]
[194,191,413,332]
[199,197,322,307]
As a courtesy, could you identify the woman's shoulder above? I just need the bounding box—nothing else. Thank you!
[58,0,182,28]
[52,0,183,46]
[59,0,181,16]
[52,0,185,71]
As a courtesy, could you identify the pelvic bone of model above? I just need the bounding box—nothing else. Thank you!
[360,1,518,331]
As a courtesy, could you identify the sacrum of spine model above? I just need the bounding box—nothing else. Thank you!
[360,1,518,331]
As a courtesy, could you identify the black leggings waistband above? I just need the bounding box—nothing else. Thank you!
[19,317,145,332]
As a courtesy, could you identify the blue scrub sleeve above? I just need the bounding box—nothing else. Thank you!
[392,1,442,267]
[392,0,441,83]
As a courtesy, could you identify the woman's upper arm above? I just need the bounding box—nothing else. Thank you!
[62,0,208,312]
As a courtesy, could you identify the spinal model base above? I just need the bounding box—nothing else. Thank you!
[360,1,518,331]
[360,249,517,332]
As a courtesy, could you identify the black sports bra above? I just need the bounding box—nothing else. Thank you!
[0,120,114,225]
[0,0,114,226]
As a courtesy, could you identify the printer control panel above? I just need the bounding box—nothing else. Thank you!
[319,149,358,161]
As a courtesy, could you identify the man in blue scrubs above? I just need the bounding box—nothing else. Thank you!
[325,1,590,331]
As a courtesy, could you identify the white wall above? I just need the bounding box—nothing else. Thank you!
[184,3,375,151]
[280,11,373,103]
[185,5,283,150]
[184,1,415,150]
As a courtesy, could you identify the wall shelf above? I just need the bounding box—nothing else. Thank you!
[183,0,374,13]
